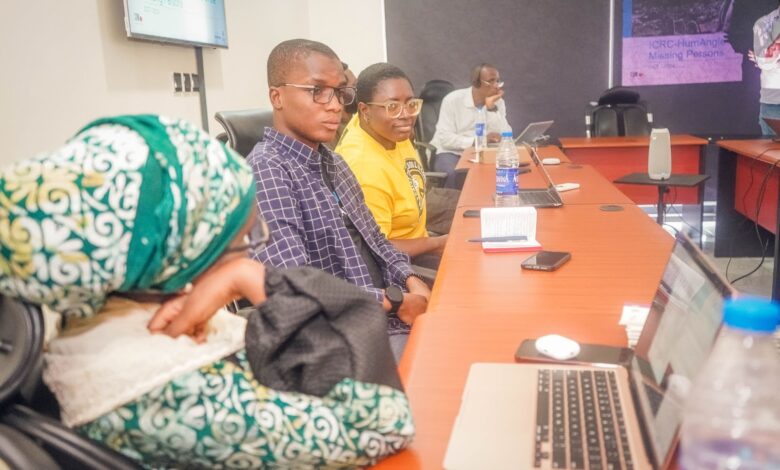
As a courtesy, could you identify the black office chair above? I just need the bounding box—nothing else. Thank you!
[414,79,455,173]
[214,108,274,157]
[0,295,141,469]
[585,87,652,137]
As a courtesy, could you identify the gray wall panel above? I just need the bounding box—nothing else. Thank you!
[386,0,776,138]
[385,0,612,137]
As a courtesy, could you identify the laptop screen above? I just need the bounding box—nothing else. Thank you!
[514,120,554,144]
[629,232,735,465]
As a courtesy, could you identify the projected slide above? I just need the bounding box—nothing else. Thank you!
[622,0,742,86]
[126,0,227,48]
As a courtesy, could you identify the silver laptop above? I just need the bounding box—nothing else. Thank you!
[515,120,554,145]
[488,120,554,148]
[514,143,563,208]
[443,232,735,470]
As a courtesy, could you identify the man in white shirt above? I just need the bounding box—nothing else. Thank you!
[430,63,511,187]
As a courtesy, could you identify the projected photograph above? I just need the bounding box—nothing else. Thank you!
[631,0,734,37]
[622,0,743,86]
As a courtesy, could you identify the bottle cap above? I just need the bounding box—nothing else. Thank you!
[501,131,513,138]
[723,297,780,333]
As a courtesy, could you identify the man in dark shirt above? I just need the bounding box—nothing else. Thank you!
[247,39,430,359]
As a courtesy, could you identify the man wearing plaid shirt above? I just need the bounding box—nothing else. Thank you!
[247,39,431,359]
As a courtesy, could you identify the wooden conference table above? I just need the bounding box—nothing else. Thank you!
[559,135,708,205]
[716,139,780,300]
[374,145,674,469]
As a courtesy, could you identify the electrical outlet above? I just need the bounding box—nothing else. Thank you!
[173,72,183,93]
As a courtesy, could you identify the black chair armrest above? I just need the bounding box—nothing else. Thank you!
[0,423,60,469]
[2,405,141,469]
[413,141,438,171]
[425,171,447,189]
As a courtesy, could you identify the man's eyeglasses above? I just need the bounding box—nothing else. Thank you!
[278,83,357,106]
[224,217,271,255]
[365,98,424,119]
[482,79,505,88]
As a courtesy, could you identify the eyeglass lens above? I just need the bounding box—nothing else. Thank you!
[312,86,356,105]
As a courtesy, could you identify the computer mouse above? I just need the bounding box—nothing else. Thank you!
[542,157,561,165]
[535,334,581,360]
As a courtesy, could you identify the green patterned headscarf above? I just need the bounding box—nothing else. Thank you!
[0,115,255,319]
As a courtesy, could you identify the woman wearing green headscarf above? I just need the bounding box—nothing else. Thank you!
[0,115,414,468]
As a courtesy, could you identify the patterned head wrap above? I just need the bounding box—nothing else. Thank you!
[0,115,255,319]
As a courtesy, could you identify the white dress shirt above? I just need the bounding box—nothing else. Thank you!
[429,87,511,153]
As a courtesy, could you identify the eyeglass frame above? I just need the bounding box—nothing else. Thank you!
[224,217,271,255]
[481,79,504,88]
[277,83,357,106]
[364,98,424,119]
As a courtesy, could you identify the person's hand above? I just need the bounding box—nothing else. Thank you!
[484,89,504,111]
[406,275,431,300]
[397,293,428,325]
[748,49,757,65]
[148,258,266,341]
[434,234,449,255]
[487,132,502,144]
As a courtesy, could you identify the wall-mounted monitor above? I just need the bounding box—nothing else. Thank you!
[124,0,228,49]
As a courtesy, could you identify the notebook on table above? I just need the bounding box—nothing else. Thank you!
[443,231,735,470]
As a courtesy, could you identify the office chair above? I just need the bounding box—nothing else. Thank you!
[414,79,455,173]
[214,108,274,157]
[0,295,141,469]
[585,87,652,137]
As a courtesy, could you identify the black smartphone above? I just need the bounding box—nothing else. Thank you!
[463,209,480,218]
[514,338,634,366]
[521,251,571,271]
[518,167,531,175]
[519,161,531,167]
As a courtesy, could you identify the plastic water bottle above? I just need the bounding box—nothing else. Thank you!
[495,130,520,207]
[474,106,487,153]
[680,297,780,469]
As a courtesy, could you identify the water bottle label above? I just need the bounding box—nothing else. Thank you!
[496,168,518,195]
[475,122,486,137]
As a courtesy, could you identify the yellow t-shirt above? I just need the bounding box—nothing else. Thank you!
[336,116,427,240]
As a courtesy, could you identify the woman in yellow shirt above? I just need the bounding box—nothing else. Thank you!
[336,63,447,265]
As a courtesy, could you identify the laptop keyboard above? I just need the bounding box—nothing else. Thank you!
[518,190,560,206]
[535,369,633,469]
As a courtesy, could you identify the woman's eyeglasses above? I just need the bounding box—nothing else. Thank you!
[365,98,424,119]
[278,83,357,106]
[224,217,271,255]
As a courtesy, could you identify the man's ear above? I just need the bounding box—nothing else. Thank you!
[269,87,283,110]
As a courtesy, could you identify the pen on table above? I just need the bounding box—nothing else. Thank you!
[468,235,528,242]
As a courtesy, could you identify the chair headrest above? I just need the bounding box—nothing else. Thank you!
[420,80,455,102]
[597,87,640,106]
[214,109,274,157]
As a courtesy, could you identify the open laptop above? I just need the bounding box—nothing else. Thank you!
[488,120,554,148]
[513,143,563,208]
[443,231,735,470]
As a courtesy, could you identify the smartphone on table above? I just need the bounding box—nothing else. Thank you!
[514,339,634,367]
[521,251,571,271]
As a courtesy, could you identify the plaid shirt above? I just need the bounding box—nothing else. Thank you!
[247,128,414,335]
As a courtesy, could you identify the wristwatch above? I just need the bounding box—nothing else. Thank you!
[385,285,404,314]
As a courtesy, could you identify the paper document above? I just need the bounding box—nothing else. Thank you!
[479,207,541,252]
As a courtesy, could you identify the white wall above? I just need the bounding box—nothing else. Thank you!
[0,0,386,165]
